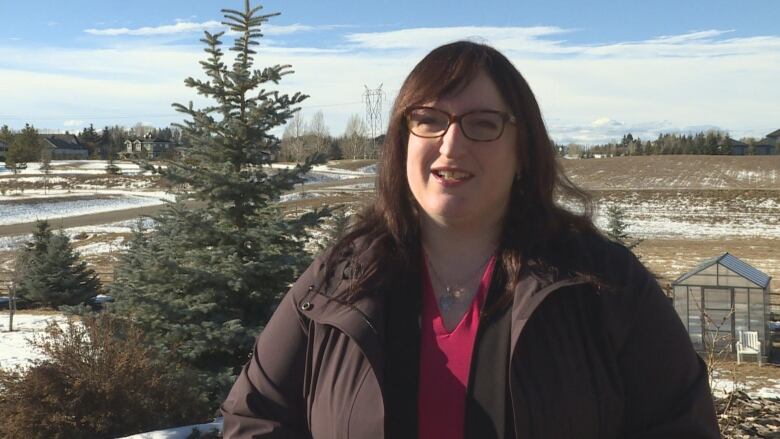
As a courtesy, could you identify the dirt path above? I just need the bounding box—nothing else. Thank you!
[0,204,171,237]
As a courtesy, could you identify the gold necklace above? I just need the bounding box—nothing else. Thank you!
[425,251,494,312]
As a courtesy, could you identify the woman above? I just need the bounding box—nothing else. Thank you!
[221,41,720,438]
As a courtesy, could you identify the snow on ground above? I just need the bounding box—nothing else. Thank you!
[711,376,780,399]
[358,163,377,174]
[75,237,126,255]
[118,418,223,439]
[0,161,152,176]
[0,234,32,252]
[0,191,174,226]
[0,218,156,253]
[5,176,69,184]
[271,163,374,181]
[0,313,69,370]
[588,193,780,239]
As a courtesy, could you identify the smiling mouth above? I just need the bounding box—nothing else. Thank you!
[432,169,472,181]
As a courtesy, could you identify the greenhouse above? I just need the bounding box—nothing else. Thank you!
[672,253,771,357]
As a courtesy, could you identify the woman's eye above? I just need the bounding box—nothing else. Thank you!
[415,114,444,127]
[472,118,499,129]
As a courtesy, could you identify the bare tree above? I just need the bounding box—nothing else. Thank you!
[6,250,30,332]
[342,114,368,159]
[306,110,330,156]
[281,112,306,162]
[40,146,52,195]
[131,122,154,138]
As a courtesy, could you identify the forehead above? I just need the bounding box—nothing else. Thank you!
[423,71,508,112]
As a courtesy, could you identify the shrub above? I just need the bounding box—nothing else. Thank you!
[0,314,211,439]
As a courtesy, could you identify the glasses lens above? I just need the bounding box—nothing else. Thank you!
[407,108,449,137]
[462,112,504,141]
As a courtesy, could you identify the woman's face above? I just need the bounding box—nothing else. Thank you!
[405,70,519,231]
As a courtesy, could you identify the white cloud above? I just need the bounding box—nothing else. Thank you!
[85,20,223,36]
[84,21,341,37]
[345,26,571,52]
[63,120,85,127]
[2,26,779,144]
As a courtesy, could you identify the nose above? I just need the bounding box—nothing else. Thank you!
[438,121,469,157]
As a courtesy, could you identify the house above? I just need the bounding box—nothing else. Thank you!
[755,128,779,155]
[123,133,173,159]
[723,138,749,155]
[40,134,89,159]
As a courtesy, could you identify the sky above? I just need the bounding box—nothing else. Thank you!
[0,0,778,145]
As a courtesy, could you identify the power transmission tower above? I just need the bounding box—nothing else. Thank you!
[363,84,385,159]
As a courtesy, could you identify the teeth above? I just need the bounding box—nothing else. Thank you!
[437,170,470,180]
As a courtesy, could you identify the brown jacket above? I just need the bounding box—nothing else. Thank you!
[221,239,720,438]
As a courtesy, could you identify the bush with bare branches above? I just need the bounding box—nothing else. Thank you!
[0,313,211,439]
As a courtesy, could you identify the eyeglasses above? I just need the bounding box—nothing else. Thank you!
[404,106,516,142]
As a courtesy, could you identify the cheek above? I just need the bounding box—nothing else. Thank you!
[405,141,430,179]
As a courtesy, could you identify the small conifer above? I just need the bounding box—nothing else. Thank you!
[16,220,101,308]
[111,0,326,405]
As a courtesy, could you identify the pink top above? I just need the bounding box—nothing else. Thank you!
[417,256,496,439]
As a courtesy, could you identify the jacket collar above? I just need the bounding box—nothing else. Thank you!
[300,247,590,375]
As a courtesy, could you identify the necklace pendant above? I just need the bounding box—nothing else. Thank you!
[439,294,454,312]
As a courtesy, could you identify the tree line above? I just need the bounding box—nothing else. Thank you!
[0,122,183,167]
[562,130,775,158]
[279,110,379,162]
[2,111,381,168]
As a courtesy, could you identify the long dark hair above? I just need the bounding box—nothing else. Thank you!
[325,41,599,304]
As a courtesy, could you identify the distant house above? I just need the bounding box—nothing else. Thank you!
[723,137,749,155]
[755,128,779,155]
[766,128,780,144]
[123,134,173,159]
[0,140,8,161]
[40,134,89,159]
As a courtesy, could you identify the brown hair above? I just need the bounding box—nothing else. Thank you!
[325,41,599,305]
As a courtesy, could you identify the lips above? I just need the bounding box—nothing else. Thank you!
[431,167,473,182]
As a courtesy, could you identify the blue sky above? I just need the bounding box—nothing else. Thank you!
[1,0,779,144]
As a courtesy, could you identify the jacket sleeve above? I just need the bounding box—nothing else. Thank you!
[221,261,319,439]
[612,250,720,439]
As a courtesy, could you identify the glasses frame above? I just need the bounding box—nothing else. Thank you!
[404,105,517,142]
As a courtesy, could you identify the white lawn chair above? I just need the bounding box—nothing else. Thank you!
[736,331,761,366]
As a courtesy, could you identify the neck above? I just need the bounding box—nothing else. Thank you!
[420,214,501,273]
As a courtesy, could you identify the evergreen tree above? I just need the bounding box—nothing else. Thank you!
[111,0,326,405]
[605,204,642,250]
[0,124,13,145]
[78,124,102,158]
[16,220,101,308]
[7,123,41,166]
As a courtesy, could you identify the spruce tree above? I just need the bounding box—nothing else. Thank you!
[16,220,101,308]
[0,125,12,145]
[605,204,642,250]
[7,123,41,166]
[78,124,102,158]
[110,0,325,405]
